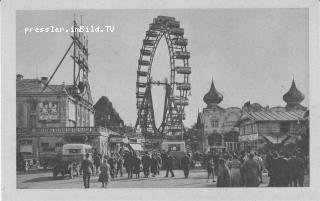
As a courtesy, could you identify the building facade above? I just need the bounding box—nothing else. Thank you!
[16,74,116,164]
[236,79,308,153]
[198,80,242,153]
[196,79,308,153]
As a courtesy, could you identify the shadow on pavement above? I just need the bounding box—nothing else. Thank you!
[17,169,52,175]
[23,176,65,183]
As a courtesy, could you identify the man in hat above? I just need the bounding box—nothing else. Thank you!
[165,154,175,177]
[80,153,94,188]
[181,153,191,178]
[141,152,151,177]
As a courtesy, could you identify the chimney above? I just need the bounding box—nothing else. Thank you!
[41,77,48,84]
[40,77,48,89]
[16,74,23,81]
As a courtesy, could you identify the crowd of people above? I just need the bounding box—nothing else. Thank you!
[201,149,308,187]
[79,148,308,188]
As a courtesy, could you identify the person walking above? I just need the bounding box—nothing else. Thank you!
[161,151,168,170]
[273,151,289,187]
[205,152,215,182]
[107,154,116,180]
[156,153,162,175]
[123,151,132,179]
[266,152,275,187]
[294,152,306,187]
[255,153,264,183]
[288,152,305,187]
[133,154,141,178]
[229,155,242,187]
[242,152,260,187]
[116,155,124,177]
[213,151,220,180]
[93,153,101,176]
[113,153,118,178]
[80,153,94,188]
[165,155,175,177]
[141,152,151,178]
[98,159,110,188]
[217,158,231,187]
[150,154,159,177]
[181,153,190,178]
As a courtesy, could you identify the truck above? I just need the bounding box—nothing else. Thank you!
[52,144,93,179]
[161,141,186,168]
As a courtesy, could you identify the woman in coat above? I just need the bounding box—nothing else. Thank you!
[98,159,110,188]
[242,152,260,187]
[229,155,242,187]
[217,158,231,187]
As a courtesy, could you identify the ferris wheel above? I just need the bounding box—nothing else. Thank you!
[134,16,191,139]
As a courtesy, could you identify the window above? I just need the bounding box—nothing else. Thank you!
[55,143,63,147]
[41,143,49,147]
[29,115,36,128]
[85,149,92,154]
[241,127,245,135]
[168,145,181,151]
[20,140,32,145]
[43,148,55,152]
[30,99,37,111]
[211,119,219,128]
[68,149,81,154]
[280,122,290,133]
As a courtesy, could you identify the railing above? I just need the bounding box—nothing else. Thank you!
[16,126,118,136]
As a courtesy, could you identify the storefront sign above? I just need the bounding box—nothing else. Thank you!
[239,133,258,141]
[110,138,124,143]
[20,145,32,153]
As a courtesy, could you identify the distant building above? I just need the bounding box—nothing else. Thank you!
[197,80,242,153]
[196,78,308,153]
[235,79,308,152]
[94,96,125,152]
[16,74,115,164]
[93,96,124,130]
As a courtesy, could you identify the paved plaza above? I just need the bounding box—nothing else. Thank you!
[17,169,309,189]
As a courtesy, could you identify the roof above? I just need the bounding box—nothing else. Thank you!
[203,80,223,105]
[16,79,71,94]
[283,79,305,104]
[239,110,304,123]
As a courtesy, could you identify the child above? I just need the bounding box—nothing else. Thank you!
[98,159,110,188]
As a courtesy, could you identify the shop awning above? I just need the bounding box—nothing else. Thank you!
[129,143,144,151]
[262,134,289,144]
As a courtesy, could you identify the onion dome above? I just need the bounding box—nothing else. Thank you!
[283,79,305,105]
[203,80,223,106]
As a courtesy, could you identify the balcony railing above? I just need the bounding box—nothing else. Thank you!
[16,127,119,136]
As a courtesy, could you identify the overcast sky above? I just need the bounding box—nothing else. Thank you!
[17,9,309,127]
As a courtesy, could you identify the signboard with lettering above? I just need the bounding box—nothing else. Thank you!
[110,138,126,143]
[38,101,59,121]
[239,133,258,141]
